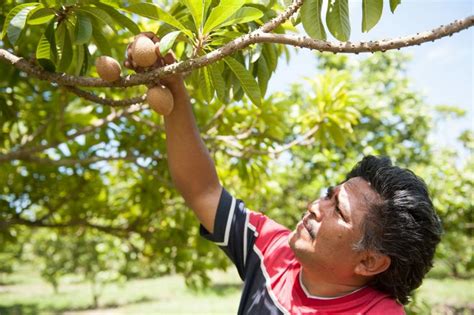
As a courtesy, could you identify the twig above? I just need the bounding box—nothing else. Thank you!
[260,0,304,33]
[129,115,164,132]
[202,104,227,132]
[215,124,320,158]
[66,86,146,107]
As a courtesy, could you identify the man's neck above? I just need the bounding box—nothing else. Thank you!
[300,268,367,298]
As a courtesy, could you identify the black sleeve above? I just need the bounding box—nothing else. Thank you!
[200,187,251,280]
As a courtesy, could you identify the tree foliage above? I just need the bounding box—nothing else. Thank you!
[0,0,472,308]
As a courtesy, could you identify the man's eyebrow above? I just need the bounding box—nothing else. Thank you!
[337,183,351,217]
[335,190,347,214]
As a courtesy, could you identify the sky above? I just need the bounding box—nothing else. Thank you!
[268,0,473,155]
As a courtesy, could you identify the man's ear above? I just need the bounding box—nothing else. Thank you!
[354,251,391,277]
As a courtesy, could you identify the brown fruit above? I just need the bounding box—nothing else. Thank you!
[95,56,121,82]
[147,85,174,116]
[132,36,158,67]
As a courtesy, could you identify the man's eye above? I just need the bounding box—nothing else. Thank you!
[325,186,334,199]
[335,205,345,220]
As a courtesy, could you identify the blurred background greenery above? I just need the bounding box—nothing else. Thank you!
[1,0,472,314]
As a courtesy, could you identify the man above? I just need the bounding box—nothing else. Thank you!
[126,35,443,314]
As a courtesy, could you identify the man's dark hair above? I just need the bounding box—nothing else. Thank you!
[346,155,442,305]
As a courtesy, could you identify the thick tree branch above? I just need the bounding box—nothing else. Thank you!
[0,104,145,163]
[0,0,304,89]
[255,17,474,53]
[0,3,470,89]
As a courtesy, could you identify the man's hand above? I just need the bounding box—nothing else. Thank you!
[124,32,184,93]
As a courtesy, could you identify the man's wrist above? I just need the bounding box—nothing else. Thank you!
[167,80,187,99]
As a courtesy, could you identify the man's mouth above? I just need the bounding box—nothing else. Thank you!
[302,214,316,239]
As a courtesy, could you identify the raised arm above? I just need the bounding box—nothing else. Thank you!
[162,73,222,233]
[125,33,222,232]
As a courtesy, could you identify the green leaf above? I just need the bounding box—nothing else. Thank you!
[362,0,383,32]
[159,31,181,56]
[224,56,261,106]
[256,57,270,96]
[57,23,73,72]
[200,67,213,103]
[327,124,345,147]
[78,7,116,31]
[74,44,84,76]
[74,13,92,45]
[326,0,350,41]
[262,44,277,72]
[124,4,193,38]
[203,0,245,34]
[182,0,204,31]
[301,0,326,40]
[218,7,263,29]
[92,26,111,56]
[97,0,120,8]
[28,7,55,25]
[4,3,41,45]
[80,44,90,76]
[94,3,140,34]
[209,62,226,102]
[390,0,401,13]
[36,20,57,72]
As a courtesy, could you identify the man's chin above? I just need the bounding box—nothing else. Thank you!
[288,230,306,252]
[288,230,298,249]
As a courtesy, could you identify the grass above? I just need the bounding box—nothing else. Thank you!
[0,264,241,314]
[417,278,474,308]
[0,264,472,315]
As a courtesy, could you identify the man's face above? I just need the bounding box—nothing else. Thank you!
[289,177,380,281]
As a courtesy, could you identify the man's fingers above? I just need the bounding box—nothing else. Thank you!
[151,35,160,44]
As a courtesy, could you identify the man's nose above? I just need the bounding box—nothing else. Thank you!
[307,200,323,222]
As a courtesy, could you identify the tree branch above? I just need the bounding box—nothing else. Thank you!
[129,115,164,132]
[19,155,139,166]
[214,124,320,158]
[202,104,227,132]
[66,86,146,107]
[9,216,133,238]
[255,17,474,53]
[0,104,145,163]
[0,0,469,89]
[260,0,303,33]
